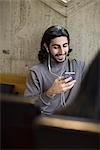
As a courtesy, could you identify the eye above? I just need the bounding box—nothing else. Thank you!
[53,46,59,49]
[63,43,68,47]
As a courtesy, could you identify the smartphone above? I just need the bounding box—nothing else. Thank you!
[63,71,75,80]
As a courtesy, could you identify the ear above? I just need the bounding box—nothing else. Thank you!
[44,43,49,53]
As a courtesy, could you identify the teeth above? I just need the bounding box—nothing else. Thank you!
[56,54,65,56]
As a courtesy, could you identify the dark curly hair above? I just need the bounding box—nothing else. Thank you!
[38,25,72,63]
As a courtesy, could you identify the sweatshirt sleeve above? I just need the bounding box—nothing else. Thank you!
[24,70,55,109]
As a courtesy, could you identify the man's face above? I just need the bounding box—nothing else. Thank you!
[49,36,69,62]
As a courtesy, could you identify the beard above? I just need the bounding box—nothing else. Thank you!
[50,52,67,63]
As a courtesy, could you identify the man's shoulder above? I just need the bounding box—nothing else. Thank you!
[30,63,45,71]
[70,58,85,66]
[69,58,85,73]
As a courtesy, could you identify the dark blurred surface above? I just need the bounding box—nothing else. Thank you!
[0,83,15,94]
[35,116,100,149]
[1,94,41,149]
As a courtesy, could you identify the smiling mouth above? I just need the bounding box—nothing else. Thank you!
[55,53,66,57]
[55,54,66,60]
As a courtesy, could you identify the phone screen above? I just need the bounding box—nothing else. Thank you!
[63,72,75,79]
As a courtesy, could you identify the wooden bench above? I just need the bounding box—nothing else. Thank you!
[0,74,26,95]
[35,116,100,149]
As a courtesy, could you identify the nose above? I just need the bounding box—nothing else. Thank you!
[59,46,65,54]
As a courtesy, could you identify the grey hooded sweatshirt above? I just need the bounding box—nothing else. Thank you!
[24,58,85,116]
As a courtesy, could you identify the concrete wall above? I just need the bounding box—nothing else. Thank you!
[0,0,100,75]
[0,0,66,75]
[66,0,100,65]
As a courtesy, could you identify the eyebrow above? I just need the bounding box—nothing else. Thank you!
[51,43,68,46]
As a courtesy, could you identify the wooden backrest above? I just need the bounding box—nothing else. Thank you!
[0,74,26,95]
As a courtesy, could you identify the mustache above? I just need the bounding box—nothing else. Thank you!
[55,52,66,56]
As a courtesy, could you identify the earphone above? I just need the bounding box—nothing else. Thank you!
[46,47,49,53]
[44,43,49,53]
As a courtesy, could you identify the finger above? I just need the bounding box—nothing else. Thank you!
[58,76,64,80]
[67,83,75,90]
[63,83,75,91]
[66,80,76,86]
[65,80,76,88]
[64,76,73,82]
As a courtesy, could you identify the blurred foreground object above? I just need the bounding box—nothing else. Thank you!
[1,94,41,149]
[35,115,100,149]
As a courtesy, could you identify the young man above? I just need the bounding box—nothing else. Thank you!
[24,25,85,116]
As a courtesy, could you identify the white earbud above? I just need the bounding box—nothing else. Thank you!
[44,43,49,53]
[46,48,49,53]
